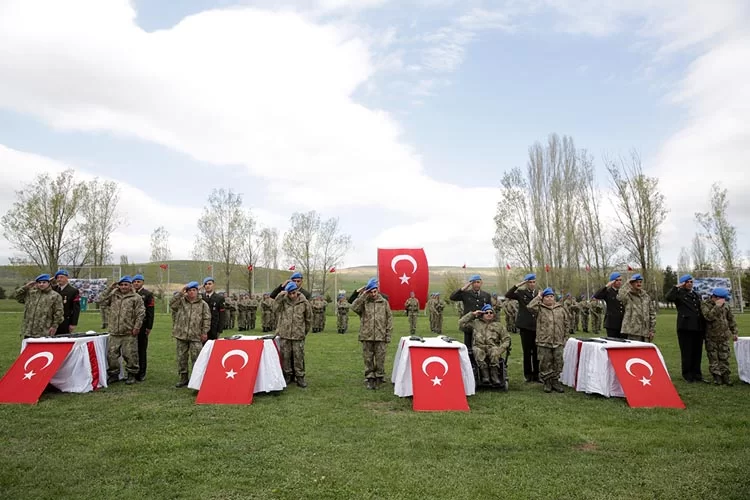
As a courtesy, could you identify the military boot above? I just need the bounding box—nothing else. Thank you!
[552,380,565,393]
[375,377,385,389]
[125,374,137,385]
[722,374,733,386]
[296,377,308,388]
[284,373,292,385]
[713,375,722,385]
[489,365,501,387]
[543,380,553,393]
[175,375,189,388]
[479,365,491,386]
[107,373,119,385]
[365,378,375,390]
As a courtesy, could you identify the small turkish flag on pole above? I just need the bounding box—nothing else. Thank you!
[545,264,550,273]
[329,266,336,273]
[607,347,685,409]
[627,265,633,271]
[159,263,168,270]
[409,347,469,411]
[196,340,264,405]
[288,265,296,271]
[506,263,511,270]
[0,342,74,404]
[247,265,253,272]
[462,263,466,269]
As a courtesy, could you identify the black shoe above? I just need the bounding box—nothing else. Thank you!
[125,377,136,385]
[296,378,308,388]
[135,374,145,382]
[713,375,722,385]
[175,379,188,388]
[107,374,118,385]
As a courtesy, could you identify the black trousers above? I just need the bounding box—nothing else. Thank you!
[137,330,149,378]
[677,329,704,381]
[462,327,475,369]
[519,328,539,380]
[605,327,623,339]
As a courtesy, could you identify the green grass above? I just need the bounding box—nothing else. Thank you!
[0,311,749,499]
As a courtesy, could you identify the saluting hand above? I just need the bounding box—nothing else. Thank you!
[25,280,35,288]
[472,310,482,317]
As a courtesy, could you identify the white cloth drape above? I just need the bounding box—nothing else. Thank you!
[392,336,475,397]
[22,335,109,393]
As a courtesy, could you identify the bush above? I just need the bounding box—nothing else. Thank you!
[0,286,5,300]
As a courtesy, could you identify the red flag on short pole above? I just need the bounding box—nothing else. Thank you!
[329,266,336,273]
[545,264,550,273]
[607,347,685,409]
[0,342,75,404]
[196,340,264,405]
[159,263,168,270]
[247,265,253,272]
[506,263,511,271]
[377,248,429,311]
[627,265,633,271]
[462,263,466,269]
[288,265,296,271]
[409,347,469,411]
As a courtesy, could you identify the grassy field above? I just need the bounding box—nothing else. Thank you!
[0,309,749,500]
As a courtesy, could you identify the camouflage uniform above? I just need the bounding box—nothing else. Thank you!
[15,285,64,338]
[247,296,259,330]
[170,293,211,384]
[100,285,146,381]
[404,297,420,335]
[617,283,656,342]
[562,297,579,334]
[580,299,590,333]
[527,295,570,392]
[701,299,738,383]
[351,291,393,388]
[336,298,350,334]
[429,296,445,334]
[226,296,237,330]
[503,299,518,334]
[237,296,248,331]
[261,295,275,332]
[274,292,312,385]
[311,296,327,333]
[590,299,603,334]
[458,312,510,386]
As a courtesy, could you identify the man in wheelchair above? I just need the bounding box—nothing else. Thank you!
[458,304,511,389]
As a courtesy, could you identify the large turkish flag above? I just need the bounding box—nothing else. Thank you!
[377,248,429,311]
[409,346,469,411]
[0,342,74,404]
[196,340,264,405]
[607,347,685,409]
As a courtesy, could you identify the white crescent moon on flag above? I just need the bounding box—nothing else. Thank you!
[221,349,249,370]
[625,358,654,378]
[24,351,54,371]
[391,254,418,274]
[421,356,449,377]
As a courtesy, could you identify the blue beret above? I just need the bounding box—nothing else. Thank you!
[133,274,144,281]
[609,272,621,281]
[284,281,298,292]
[364,278,378,291]
[434,292,440,296]
[712,287,730,299]
[542,287,555,297]
[630,274,643,281]
[118,275,132,284]
[54,269,68,278]
[290,272,303,280]
[203,277,214,285]
[524,273,536,281]
[186,281,199,290]
[35,274,51,282]
[469,274,482,282]
[481,304,494,313]
[679,274,693,284]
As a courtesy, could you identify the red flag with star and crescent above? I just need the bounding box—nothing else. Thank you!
[377,248,429,311]
[607,347,685,409]
[196,340,264,405]
[0,342,74,404]
[409,346,469,411]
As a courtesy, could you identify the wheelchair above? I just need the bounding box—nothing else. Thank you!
[469,342,511,391]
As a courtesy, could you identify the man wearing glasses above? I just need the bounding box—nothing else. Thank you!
[275,281,313,387]
[458,304,510,387]
[270,271,312,300]
[593,272,626,338]
[666,274,708,383]
[505,273,540,383]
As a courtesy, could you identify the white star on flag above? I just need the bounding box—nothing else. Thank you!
[639,376,651,386]
[431,376,442,386]
[225,369,237,379]
[23,371,35,380]
[399,273,411,284]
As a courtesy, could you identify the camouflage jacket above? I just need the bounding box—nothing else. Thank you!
[590,300,603,315]
[579,300,591,313]
[428,299,444,314]
[337,301,350,315]
[503,299,518,317]
[528,295,570,347]
[563,298,579,313]
[261,297,274,312]
[100,286,145,336]
[311,298,327,313]
[16,286,64,338]
[247,298,259,311]
[701,300,738,341]
[404,297,420,313]
[274,294,312,340]
[458,313,510,354]
[170,294,211,341]
[617,284,656,337]
[351,293,393,342]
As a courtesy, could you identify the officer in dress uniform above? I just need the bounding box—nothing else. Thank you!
[665,274,708,383]
[450,274,492,362]
[593,272,626,338]
[51,269,80,335]
[201,277,225,341]
[132,274,155,382]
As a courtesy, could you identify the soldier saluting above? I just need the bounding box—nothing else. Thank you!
[51,269,80,335]
[593,272,626,338]
[201,277,224,341]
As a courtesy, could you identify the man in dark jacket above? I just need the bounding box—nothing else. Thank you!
[505,273,539,382]
[450,274,492,351]
[132,274,155,381]
[665,274,708,383]
[270,271,312,300]
[201,277,224,341]
[51,269,80,335]
[593,272,626,338]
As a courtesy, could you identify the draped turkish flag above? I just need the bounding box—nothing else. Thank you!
[0,342,74,404]
[196,340,263,405]
[607,347,685,409]
[409,347,469,411]
[377,248,429,311]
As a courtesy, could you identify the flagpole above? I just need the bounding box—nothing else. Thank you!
[166,265,170,314]
[586,270,590,299]
[334,270,338,296]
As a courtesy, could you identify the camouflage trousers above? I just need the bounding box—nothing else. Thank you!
[505,317,516,334]
[176,339,203,378]
[591,314,601,334]
[581,311,589,332]
[229,310,236,330]
[431,314,443,334]
[537,345,563,383]
[312,312,325,332]
[361,340,387,380]
[705,337,731,377]
[407,313,418,334]
[108,334,138,376]
[222,310,230,330]
[573,311,580,331]
[248,310,257,330]
[262,312,274,332]
[337,313,348,333]
[280,339,305,378]
[472,345,504,370]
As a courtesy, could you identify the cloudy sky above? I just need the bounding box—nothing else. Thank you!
[0,0,748,269]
